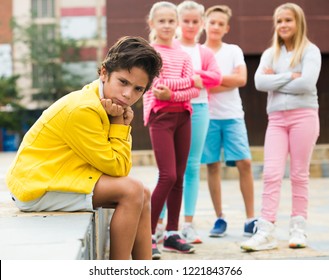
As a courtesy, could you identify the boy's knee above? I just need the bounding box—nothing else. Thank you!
[143,186,151,201]
[207,163,220,174]
[142,186,151,211]
[123,178,144,203]
[124,178,151,210]
[237,159,252,171]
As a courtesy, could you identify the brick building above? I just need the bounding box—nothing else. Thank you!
[106,0,329,148]
[0,0,13,77]
[1,0,328,150]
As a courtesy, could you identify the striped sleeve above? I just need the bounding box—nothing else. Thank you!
[153,45,195,90]
[142,89,155,126]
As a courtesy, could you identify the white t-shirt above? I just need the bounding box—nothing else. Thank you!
[209,43,246,119]
[181,44,208,104]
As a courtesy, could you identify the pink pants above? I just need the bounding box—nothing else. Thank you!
[261,108,319,222]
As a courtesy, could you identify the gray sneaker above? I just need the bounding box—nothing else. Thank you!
[163,234,195,254]
[182,224,202,244]
[155,224,164,243]
[289,216,307,249]
[240,218,277,251]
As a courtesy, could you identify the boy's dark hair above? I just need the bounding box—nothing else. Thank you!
[98,36,162,92]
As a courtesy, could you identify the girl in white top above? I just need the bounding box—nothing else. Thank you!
[156,0,221,245]
[178,0,222,245]
[241,3,321,252]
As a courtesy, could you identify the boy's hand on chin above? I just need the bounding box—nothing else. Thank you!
[101,98,124,116]
[123,107,134,125]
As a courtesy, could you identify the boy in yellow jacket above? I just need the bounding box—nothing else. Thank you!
[6,36,162,260]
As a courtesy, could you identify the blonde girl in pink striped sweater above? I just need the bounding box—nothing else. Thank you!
[144,1,202,259]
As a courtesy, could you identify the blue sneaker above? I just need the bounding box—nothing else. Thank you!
[244,218,257,236]
[209,217,227,237]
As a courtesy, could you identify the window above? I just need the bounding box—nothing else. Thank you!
[30,0,56,89]
[31,24,57,89]
[31,0,55,18]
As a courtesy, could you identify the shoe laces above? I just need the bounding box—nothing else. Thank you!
[170,234,186,244]
[248,229,270,243]
[251,222,257,234]
[184,225,197,236]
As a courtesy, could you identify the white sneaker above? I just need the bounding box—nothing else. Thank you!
[155,223,165,244]
[182,223,202,244]
[240,218,278,251]
[289,216,307,248]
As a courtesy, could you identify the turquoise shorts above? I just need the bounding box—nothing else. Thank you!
[201,118,251,167]
[11,191,94,212]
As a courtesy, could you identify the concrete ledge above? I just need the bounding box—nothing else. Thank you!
[0,193,111,260]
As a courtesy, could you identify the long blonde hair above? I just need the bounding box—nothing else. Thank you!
[177,1,205,42]
[272,2,309,67]
[147,1,177,43]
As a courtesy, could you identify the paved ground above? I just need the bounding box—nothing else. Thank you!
[1,152,329,260]
[129,166,329,260]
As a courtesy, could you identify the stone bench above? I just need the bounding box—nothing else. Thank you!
[0,192,111,260]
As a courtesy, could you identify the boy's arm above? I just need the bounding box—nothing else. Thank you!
[64,105,132,177]
[221,64,247,87]
[209,65,246,93]
[209,85,235,94]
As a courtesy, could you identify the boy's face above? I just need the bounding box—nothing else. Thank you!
[205,11,230,42]
[100,67,149,108]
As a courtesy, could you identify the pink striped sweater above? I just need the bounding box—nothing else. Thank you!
[143,43,200,126]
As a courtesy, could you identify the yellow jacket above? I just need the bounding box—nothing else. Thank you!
[6,80,132,202]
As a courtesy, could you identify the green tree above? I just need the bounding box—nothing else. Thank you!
[0,75,23,131]
[11,18,85,103]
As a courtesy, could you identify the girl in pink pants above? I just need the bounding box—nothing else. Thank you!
[241,3,321,251]
[262,109,319,222]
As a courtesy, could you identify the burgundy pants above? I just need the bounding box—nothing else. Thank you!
[148,110,191,233]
